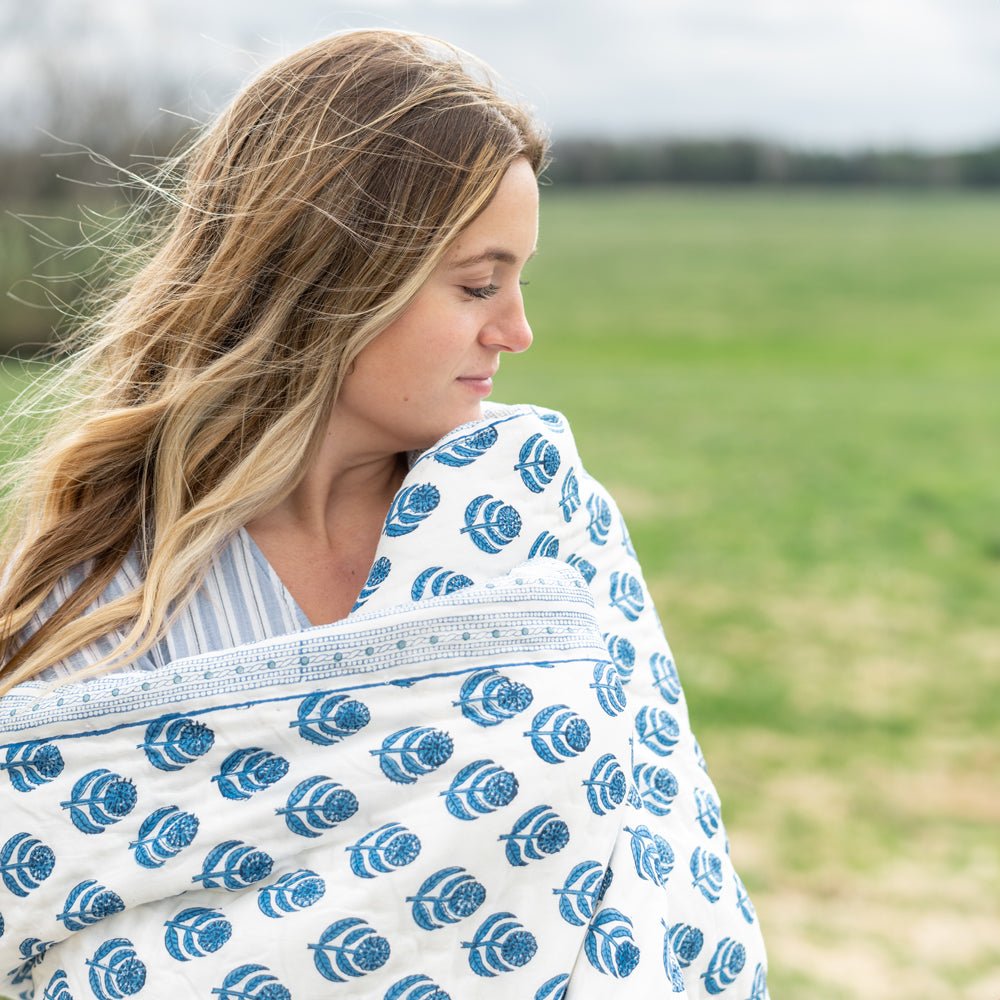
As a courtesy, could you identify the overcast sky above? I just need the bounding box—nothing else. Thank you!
[2,0,999,150]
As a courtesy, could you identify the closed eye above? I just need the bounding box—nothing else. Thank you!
[463,283,500,300]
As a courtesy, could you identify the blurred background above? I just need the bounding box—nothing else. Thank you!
[2,2,998,996]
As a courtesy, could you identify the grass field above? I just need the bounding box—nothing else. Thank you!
[499,189,1000,999]
[3,189,999,997]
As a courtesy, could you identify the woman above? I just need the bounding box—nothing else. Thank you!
[0,29,543,686]
[0,30,768,1000]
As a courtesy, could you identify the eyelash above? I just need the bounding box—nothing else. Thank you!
[463,280,530,300]
[463,283,500,300]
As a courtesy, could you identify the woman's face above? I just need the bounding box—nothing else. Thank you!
[333,157,539,455]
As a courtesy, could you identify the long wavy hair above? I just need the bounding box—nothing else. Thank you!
[0,28,548,692]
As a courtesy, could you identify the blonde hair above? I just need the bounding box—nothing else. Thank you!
[0,28,548,691]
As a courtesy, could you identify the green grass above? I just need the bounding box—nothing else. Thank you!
[496,188,1000,998]
[3,188,999,997]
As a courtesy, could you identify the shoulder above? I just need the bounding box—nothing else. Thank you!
[18,550,146,680]
[481,401,571,431]
[21,530,260,679]
[407,401,581,475]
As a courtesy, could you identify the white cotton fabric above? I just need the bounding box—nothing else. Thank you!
[0,403,768,1000]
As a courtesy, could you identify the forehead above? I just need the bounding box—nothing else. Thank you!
[445,161,539,267]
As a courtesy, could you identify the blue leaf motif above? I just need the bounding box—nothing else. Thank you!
[257,869,326,918]
[61,768,137,835]
[461,494,522,554]
[635,706,680,757]
[535,973,570,1000]
[462,912,537,977]
[627,780,643,810]
[454,669,533,727]
[528,531,559,559]
[58,879,125,931]
[734,871,757,923]
[516,433,561,493]
[500,804,569,867]
[0,832,55,897]
[407,866,486,931]
[164,906,232,961]
[442,760,519,821]
[277,775,358,838]
[384,974,452,1000]
[701,937,747,995]
[609,571,644,621]
[212,747,289,800]
[748,963,768,1000]
[532,409,567,432]
[559,467,580,522]
[650,652,682,704]
[661,919,687,992]
[211,963,291,1000]
[431,424,499,468]
[565,553,596,583]
[1,741,64,792]
[625,824,675,886]
[139,716,214,772]
[583,754,627,816]
[130,806,199,868]
[372,726,454,784]
[586,493,612,545]
[384,483,440,537]
[193,840,273,891]
[291,692,370,746]
[352,556,392,611]
[348,822,422,879]
[603,634,635,684]
[693,737,708,771]
[667,923,704,968]
[633,763,679,817]
[553,861,613,927]
[585,908,641,979]
[86,937,146,999]
[42,968,74,1000]
[11,937,52,985]
[620,512,638,557]
[590,661,627,716]
[695,787,722,838]
[689,847,725,903]
[524,705,591,764]
[411,567,474,601]
[310,918,391,983]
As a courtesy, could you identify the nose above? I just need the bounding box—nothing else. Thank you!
[481,292,533,354]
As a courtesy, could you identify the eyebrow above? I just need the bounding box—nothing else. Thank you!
[449,247,538,269]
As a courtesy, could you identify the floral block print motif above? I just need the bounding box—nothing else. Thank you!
[0,403,766,999]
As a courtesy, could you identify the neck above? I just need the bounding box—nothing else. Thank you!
[247,427,408,547]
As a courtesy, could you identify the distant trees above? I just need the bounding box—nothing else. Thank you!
[544,138,1000,187]
[4,132,1000,203]
[4,120,1000,202]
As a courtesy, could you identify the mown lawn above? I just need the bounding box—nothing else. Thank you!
[500,188,1000,998]
[3,188,999,997]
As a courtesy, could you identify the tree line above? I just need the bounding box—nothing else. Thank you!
[545,137,1000,187]
[4,132,1000,202]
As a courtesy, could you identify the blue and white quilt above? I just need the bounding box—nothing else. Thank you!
[0,403,768,999]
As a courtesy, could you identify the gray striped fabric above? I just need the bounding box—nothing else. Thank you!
[27,529,311,682]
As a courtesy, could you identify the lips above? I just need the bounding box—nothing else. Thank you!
[457,373,495,397]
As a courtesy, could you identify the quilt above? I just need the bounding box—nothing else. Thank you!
[0,403,768,999]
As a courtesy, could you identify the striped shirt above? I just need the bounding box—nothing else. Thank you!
[24,528,313,683]
[13,413,499,684]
